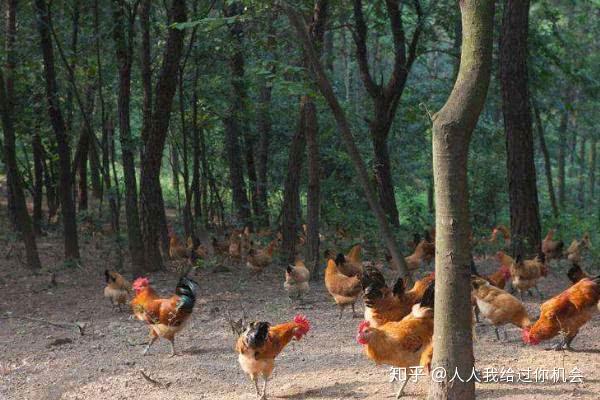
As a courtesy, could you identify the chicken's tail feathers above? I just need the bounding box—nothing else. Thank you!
[176,276,199,311]
[567,263,584,284]
[470,260,480,277]
[420,281,435,309]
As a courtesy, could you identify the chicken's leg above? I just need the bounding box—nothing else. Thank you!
[251,374,260,396]
[168,337,177,357]
[351,303,359,318]
[396,377,408,398]
[260,377,268,400]
[338,305,345,319]
[534,285,543,300]
[494,327,501,341]
[142,335,158,356]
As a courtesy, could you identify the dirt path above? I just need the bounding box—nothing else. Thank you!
[0,234,598,400]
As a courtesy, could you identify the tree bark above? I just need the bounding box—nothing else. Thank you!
[0,0,41,270]
[223,1,251,227]
[139,0,186,271]
[578,136,586,207]
[429,1,495,399]
[304,96,320,276]
[284,5,409,275]
[256,79,272,228]
[557,108,568,207]
[590,139,596,202]
[111,0,146,273]
[500,0,541,257]
[532,103,559,218]
[281,102,307,264]
[32,123,45,235]
[33,0,80,260]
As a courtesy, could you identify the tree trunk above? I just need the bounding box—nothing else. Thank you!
[590,139,596,202]
[223,2,251,227]
[282,103,307,264]
[191,63,203,225]
[32,125,44,235]
[429,1,495,399]
[532,103,559,218]
[304,96,320,277]
[500,0,541,257]
[578,136,586,207]
[139,0,186,271]
[372,125,399,226]
[256,81,272,228]
[111,0,146,273]
[0,0,41,270]
[34,0,79,260]
[284,6,409,275]
[557,108,567,208]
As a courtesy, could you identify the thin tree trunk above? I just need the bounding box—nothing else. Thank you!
[428,2,495,399]
[33,0,79,260]
[578,136,586,207]
[0,0,41,269]
[282,103,307,264]
[304,96,320,277]
[191,63,202,225]
[500,0,540,257]
[532,103,559,218]
[32,123,44,235]
[590,139,596,202]
[557,108,567,208]
[256,80,272,227]
[284,6,408,275]
[139,0,187,271]
[111,0,145,273]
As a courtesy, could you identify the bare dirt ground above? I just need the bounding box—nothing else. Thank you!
[0,231,599,400]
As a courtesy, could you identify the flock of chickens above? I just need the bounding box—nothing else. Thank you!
[102,226,599,399]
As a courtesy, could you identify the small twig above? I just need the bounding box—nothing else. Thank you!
[139,370,171,389]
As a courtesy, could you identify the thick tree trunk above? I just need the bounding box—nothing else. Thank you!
[500,0,541,257]
[223,2,251,227]
[282,104,307,264]
[285,6,409,275]
[0,0,41,269]
[533,103,559,218]
[429,1,495,399]
[304,97,320,276]
[111,0,146,273]
[371,125,399,226]
[139,0,186,271]
[557,108,567,207]
[34,0,79,260]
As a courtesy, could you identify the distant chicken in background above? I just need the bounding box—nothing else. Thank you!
[471,260,511,290]
[523,275,599,350]
[497,251,547,299]
[542,228,564,261]
[284,259,310,302]
[130,276,199,356]
[104,270,131,311]
[236,315,310,400]
[471,276,531,340]
[168,229,190,260]
[325,254,362,318]
[357,282,435,398]
[246,239,278,275]
[565,233,591,264]
[567,263,592,284]
[404,240,435,277]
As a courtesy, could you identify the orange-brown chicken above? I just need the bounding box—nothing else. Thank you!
[497,251,547,299]
[236,314,310,399]
[362,267,434,327]
[404,240,435,273]
[325,254,362,318]
[168,232,190,259]
[104,270,131,311]
[357,282,435,397]
[471,277,531,340]
[523,276,599,350]
[471,260,511,290]
[542,228,564,261]
[130,276,199,356]
[284,259,310,301]
[246,239,277,274]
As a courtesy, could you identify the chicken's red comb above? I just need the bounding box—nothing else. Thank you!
[357,320,370,333]
[293,314,310,335]
[132,277,150,289]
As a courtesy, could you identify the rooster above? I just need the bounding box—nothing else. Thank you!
[357,282,435,398]
[523,276,599,350]
[325,254,362,318]
[246,239,278,275]
[542,228,564,261]
[497,251,547,299]
[471,277,531,340]
[284,259,310,302]
[236,314,310,399]
[104,270,131,311]
[362,267,434,327]
[130,276,199,356]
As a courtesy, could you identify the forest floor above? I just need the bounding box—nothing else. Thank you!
[0,228,599,400]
